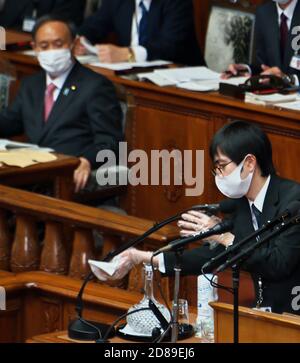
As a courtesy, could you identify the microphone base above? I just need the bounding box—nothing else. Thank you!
[68,318,115,341]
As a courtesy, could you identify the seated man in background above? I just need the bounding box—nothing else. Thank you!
[93,121,300,315]
[76,0,205,66]
[223,0,300,85]
[0,0,86,30]
[0,16,123,193]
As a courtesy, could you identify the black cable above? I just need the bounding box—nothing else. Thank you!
[201,266,233,294]
[100,307,151,343]
[150,254,173,343]
[79,317,103,340]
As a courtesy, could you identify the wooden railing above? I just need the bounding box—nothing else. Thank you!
[0,184,179,282]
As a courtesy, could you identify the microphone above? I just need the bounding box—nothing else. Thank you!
[153,219,234,256]
[191,199,237,214]
[216,209,300,273]
[68,199,236,341]
[202,200,300,273]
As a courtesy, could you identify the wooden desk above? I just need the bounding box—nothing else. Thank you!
[0,153,79,200]
[28,330,203,344]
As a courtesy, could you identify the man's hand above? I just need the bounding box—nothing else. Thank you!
[96,44,130,63]
[177,211,234,248]
[90,248,154,282]
[221,64,250,79]
[260,65,284,78]
[74,157,91,193]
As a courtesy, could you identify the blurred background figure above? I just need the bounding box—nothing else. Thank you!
[0,0,87,30]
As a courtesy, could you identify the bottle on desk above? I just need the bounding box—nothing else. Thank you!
[195,274,218,342]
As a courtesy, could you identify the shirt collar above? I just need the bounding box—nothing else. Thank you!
[276,0,298,21]
[135,0,151,11]
[248,175,271,213]
[46,62,75,90]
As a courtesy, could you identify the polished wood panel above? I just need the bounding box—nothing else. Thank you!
[212,302,300,343]
[0,154,79,200]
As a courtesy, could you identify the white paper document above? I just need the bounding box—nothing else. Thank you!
[276,100,300,111]
[76,55,99,64]
[0,139,54,152]
[176,80,219,92]
[80,36,98,55]
[153,66,220,83]
[89,257,121,279]
[90,60,171,71]
[245,92,298,106]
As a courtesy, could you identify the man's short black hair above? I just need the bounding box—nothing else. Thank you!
[32,15,77,41]
[210,121,276,177]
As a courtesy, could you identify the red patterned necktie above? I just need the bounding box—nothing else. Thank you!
[44,83,56,122]
[280,13,288,62]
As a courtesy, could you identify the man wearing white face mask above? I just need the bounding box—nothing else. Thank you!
[222,0,300,86]
[91,121,300,315]
[0,16,122,193]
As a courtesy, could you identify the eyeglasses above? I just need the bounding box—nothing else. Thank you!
[211,161,233,176]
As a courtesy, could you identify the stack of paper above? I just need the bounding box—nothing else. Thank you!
[0,149,57,168]
[0,139,54,152]
[89,60,171,71]
[138,67,249,92]
[276,100,300,111]
[245,92,298,106]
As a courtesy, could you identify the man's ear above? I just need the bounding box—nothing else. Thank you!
[31,41,36,50]
[245,154,257,172]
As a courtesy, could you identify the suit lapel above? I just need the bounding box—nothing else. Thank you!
[147,0,160,39]
[260,175,280,226]
[32,72,47,143]
[268,3,282,68]
[38,63,81,144]
[121,0,136,45]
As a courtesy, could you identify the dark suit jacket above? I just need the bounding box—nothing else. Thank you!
[251,1,300,79]
[0,62,123,168]
[164,175,300,314]
[79,0,205,66]
[0,0,86,28]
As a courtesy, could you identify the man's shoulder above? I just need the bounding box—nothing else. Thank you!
[275,175,300,201]
[256,1,276,16]
[72,62,113,86]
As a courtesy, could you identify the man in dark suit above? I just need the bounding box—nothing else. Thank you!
[0,0,86,29]
[223,0,300,85]
[0,16,123,192]
[92,121,300,315]
[76,0,204,66]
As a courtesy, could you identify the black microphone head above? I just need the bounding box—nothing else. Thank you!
[213,219,234,233]
[219,199,237,214]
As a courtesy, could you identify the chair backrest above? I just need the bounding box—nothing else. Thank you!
[204,4,256,72]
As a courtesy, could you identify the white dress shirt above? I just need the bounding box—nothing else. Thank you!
[131,0,152,62]
[248,175,271,231]
[45,62,75,102]
[275,0,298,30]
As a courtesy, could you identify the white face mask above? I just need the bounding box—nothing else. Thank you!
[273,0,290,5]
[215,156,254,199]
[37,48,73,78]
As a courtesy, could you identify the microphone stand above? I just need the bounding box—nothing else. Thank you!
[69,207,200,341]
[215,214,300,344]
[232,263,240,344]
[171,248,183,343]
